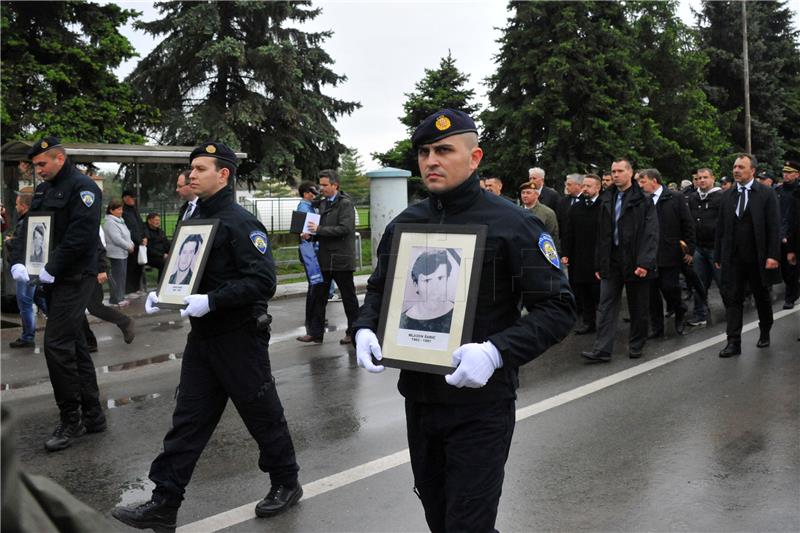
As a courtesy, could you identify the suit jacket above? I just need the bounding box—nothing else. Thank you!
[556,194,581,239]
[561,196,602,283]
[714,180,782,286]
[315,191,356,271]
[595,181,659,281]
[652,188,695,268]
[178,199,199,222]
[538,186,560,211]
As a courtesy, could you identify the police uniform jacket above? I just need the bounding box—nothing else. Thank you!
[687,188,722,249]
[653,187,695,268]
[191,186,276,337]
[714,180,781,287]
[315,191,356,272]
[561,196,602,283]
[595,181,659,281]
[353,173,576,405]
[10,160,101,279]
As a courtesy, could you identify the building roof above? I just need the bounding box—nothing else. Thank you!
[1,141,247,164]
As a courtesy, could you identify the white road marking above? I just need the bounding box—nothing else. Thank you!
[177,308,798,532]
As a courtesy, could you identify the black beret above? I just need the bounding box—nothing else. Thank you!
[411,108,478,148]
[26,136,62,159]
[783,160,800,173]
[757,169,773,180]
[190,142,238,167]
[122,189,136,197]
[720,176,732,184]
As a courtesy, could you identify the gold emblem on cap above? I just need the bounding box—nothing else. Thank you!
[40,141,48,149]
[206,144,217,154]
[435,115,451,131]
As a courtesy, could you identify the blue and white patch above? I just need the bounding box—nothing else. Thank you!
[538,233,560,269]
[80,191,95,208]
[250,231,268,254]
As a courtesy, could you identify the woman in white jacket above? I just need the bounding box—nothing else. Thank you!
[102,199,134,306]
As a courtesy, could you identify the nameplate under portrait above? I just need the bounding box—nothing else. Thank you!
[24,212,54,279]
[377,224,486,375]
[156,219,219,309]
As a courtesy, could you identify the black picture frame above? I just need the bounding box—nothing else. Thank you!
[376,224,487,375]
[156,219,219,310]
[23,212,54,279]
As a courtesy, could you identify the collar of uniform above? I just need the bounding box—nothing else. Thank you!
[197,186,233,216]
[50,159,74,185]
[428,172,481,213]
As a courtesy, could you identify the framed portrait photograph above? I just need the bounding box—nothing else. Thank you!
[156,219,219,309]
[377,224,487,374]
[24,213,54,278]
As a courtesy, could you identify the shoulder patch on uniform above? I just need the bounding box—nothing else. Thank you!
[538,233,560,269]
[80,191,95,207]
[250,230,268,254]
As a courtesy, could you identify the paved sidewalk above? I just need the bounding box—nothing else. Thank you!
[1,274,371,330]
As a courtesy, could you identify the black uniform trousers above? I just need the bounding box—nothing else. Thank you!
[572,281,600,328]
[82,281,132,348]
[649,265,685,334]
[593,248,650,354]
[43,276,102,423]
[721,260,774,341]
[149,326,299,505]
[308,270,359,338]
[406,399,515,533]
[780,242,799,304]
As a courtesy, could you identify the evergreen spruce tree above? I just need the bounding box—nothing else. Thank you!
[697,0,800,170]
[481,1,648,191]
[338,147,369,203]
[629,0,729,180]
[1,1,154,144]
[373,52,480,178]
[128,1,359,184]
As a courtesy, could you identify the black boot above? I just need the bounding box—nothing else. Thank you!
[121,318,136,344]
[255,483,303,518]
[112,497,179,532]
[44,419,86,452]
[756,329,770,348]
[719,341,741,358]
[84,410,107,433]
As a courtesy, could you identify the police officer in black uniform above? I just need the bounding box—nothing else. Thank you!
[9,136,105,452]
[776,159,799,309]
[112,143,301,532]
[353,109,576,532]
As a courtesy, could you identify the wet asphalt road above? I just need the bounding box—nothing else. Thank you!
[1,289,798,532]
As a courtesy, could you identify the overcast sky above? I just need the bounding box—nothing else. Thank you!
[113,0,794,172]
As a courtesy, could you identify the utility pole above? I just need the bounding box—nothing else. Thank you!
[742,1,752,154]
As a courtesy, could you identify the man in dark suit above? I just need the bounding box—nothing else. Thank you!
[529,167,560,211]
[714,153,782,357]
[582,158,658,362]
[556,173,584,239]
[637,168,695,337]
[176,170,198,221]
[561,174,602,334]
[297,169,359,345]
[687,168,723,326]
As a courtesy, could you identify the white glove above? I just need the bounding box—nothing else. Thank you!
[445,341,503,388]
[10,264,29,283]
[180,294,210,318]
[145,291,160,314]
[39,267,55,284]
[355,329,385,373]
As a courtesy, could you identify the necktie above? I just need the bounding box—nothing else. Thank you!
[614,192,624,246]
[736,186,746,218]
[183,202,195,220]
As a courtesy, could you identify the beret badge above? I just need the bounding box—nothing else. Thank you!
[435,115,451,131]
[206,145,217,154]
[40,141,48,149]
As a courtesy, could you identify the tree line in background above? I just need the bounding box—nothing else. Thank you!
[2,0,798,201]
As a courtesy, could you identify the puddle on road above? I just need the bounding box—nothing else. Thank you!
[2,353,182,390]
[107,393,162,409]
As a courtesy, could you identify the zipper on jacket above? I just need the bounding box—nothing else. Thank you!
[436,199,445,224]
